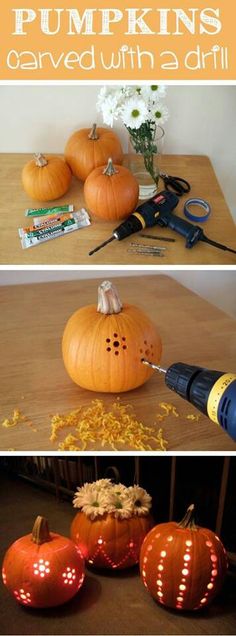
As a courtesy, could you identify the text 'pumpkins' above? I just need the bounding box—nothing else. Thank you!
[62,280,162,393]
[65,123,123,182]
[22,153,72,201]
[84,157,139,221]
[2,516,85,608]
[140,504,228,611]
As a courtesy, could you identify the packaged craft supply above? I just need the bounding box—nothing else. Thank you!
[19,209,90,249]
[25,204,74,217]
[29,213,76,229]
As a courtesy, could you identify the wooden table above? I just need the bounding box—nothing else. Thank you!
[0,154,235,265]
[1,275,236,451]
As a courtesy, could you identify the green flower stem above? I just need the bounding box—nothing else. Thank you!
[127,121,160,185]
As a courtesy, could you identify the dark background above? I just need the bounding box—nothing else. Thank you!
[1,456,236,635]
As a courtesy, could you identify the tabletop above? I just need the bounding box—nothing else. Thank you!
[1,274,236,452]
[0,154,235,265]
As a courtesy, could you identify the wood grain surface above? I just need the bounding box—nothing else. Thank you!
[0,275,236,452]
[0,154,235,265]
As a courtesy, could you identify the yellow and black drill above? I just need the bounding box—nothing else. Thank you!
[142,359,236,441]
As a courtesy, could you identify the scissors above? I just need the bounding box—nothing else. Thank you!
[159,172,191,196]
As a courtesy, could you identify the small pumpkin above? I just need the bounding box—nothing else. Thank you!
[62,280,162,393]
[22,153,72,201]
[65,123,123,182]
[140,504,228,611]
[84,157,139,221]
[71,480,153,569]
[2,516,85,608]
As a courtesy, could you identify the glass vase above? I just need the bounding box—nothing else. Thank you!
[128,126,165,200]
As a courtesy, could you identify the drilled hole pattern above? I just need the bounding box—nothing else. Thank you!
[140,342,154,358]
[105,333,129,356]
[105,335,154,358]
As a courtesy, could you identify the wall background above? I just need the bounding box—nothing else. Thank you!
[0,270,235,318]
[0,85,236,220]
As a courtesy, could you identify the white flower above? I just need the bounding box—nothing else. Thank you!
[149,103,169,125]
[112,483,127,497]
[96,87,124,127]
[73,482,95,508]
[99,94,121,127]
[93,478,113,491]
[121,96,148,129]
[127,485,152,516]
[140,85,167,103]
[80,487,108,519]
[73,479,152,520]
[73,479,113,509]
[106,490,133,519]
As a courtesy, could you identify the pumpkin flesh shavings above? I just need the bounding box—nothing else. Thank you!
[1,409,37,432]
[50,400,168,452]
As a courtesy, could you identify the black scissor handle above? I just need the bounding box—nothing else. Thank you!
[160,173,191,196]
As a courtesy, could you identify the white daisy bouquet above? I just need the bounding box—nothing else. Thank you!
[97,85,169,186]
[73,478,152,520]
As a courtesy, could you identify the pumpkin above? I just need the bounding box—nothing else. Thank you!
[62,280,162,393]
[140,504,228,611]
[65,123,123,182]
[22,153,72,201]
[84,157,139,221]
[2,516,85,608]
[71,511,152,570]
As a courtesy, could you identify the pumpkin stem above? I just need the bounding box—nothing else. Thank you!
[34,153,48,168]
[31,516,52,545]
[88,123,99,140]
[97,280,122,315]
[103,157,118,177]
[178,504,196,530]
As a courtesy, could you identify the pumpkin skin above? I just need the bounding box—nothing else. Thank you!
[84,157,139,221]
[65,123,123,182]
[2,516,85,608]
[71,511,153,569]
[140,505,228,611]
[22,153,72,201]
[62,280,162,393]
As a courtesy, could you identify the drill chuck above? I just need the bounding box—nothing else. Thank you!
[165,363,236,441]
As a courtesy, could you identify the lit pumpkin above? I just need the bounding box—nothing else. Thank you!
[65,123,123,182]
[2,516,85,608]
[84,157,139,221]
[140,504,228,611]
[62,280,162,393]
[22,153,72,201]
[71,511,152,570]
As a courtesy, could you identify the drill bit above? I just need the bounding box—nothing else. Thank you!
[89,236,115,256]
[129,242,166,251]
[142,358,167,374]
[140,234,176,242]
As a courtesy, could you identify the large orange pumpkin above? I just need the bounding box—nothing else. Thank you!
[84,157,139,221]
[2,516,85,608]
[62,280,162,393]
[65,123,123,182]
[140,504,228,611]
[22,153,72,201]
[71,511,152,570]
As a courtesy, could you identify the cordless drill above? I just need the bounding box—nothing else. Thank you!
[89,191,236,256]
[142,360,236,441]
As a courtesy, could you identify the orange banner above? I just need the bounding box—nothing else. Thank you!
[0,0,235,80]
